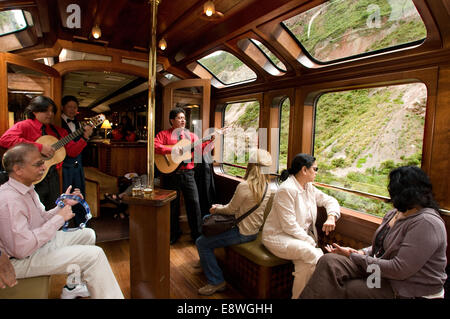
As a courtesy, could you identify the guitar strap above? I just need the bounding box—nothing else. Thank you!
[48,124,62,139]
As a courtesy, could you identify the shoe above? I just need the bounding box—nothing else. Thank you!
[198,282,226,296]
[104,193,123,205]
[60,283,90,299]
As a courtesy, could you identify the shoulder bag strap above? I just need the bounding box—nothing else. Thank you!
[235,182,269,224]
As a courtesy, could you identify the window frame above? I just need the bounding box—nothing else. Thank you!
[299,69,438,217]
[196,49,258,87]
[0,10,29,37]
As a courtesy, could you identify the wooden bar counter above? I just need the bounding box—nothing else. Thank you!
[123,188,176,299]
[88,140,148,176]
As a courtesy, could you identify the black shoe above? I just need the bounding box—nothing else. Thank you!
[170,232,181,245]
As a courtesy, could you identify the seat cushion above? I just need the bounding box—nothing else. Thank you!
[0,275,50,299]
[229,232,290,268]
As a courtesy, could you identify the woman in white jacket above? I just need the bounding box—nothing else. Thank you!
[262,153,340,298]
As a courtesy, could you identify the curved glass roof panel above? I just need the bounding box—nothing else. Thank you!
[282,0,427,63]
[250,39,287,72]
[0,10,28,36]
[197,50,257,85]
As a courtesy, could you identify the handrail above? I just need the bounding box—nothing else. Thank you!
[314,182,450,216]
[222,162,247,170]
[313,182,391,203]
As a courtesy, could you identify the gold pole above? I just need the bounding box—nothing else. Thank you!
[146,0,160,191]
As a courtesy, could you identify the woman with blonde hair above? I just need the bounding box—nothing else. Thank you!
[196,148,272,295]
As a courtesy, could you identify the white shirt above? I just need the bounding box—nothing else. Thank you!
[262,175,340,248]
[61,114,76,133]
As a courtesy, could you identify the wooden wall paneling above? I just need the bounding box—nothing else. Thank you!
[0,53,8,135]
[430,65,450,210]
[1,52,61,132]
[263,88,295,172]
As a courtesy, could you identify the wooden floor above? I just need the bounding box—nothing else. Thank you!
[48,234,244,299]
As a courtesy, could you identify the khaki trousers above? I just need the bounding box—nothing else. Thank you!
[300,253,395,299]
[264,236,323,299]
[11,228,124,299]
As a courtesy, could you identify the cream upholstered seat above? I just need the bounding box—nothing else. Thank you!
[0,275,50,299]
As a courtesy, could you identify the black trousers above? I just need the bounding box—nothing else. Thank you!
[162,169,202,241]
[62,161,86,227]
[34,166,60,211]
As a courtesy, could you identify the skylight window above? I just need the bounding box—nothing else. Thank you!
[282,0,427,63]
[0,10,28,36]
[197,50,257,85]
[250,39,287,72]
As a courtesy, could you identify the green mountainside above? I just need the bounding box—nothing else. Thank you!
[214,0,427,216]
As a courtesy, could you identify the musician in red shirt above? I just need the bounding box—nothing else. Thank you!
[0,96,93,210]
[155,107,214,244]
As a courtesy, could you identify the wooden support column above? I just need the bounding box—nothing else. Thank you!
[123,0,177,300]
[125,189,176,299]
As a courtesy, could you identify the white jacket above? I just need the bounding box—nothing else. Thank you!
[262,175,340,254]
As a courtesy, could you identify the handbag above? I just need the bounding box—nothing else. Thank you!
[201,183,268,237]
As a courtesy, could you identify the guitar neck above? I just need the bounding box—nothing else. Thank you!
[51,127,84,150]
[189,135,213,151]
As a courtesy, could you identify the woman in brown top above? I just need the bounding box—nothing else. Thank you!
[300,166,447,299]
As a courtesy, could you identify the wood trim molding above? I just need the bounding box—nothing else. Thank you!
[52,60,148,78]
[162,79,211,131]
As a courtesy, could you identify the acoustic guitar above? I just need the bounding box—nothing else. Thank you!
[155,127,229,174]
[33,114,105,184]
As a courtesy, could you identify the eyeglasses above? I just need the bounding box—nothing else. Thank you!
[312,167,319,172]
[31,160,45,167]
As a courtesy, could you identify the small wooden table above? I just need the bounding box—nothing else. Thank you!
[123,188,176,299]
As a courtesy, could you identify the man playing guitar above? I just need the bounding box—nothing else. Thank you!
[154,107,214,244]
[0,96,93,210]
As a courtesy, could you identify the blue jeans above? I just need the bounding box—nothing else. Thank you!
[196,220,257,285]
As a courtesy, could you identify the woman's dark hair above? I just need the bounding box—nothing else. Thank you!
[62,95,79,106]
[280,153,316,182]
[169,107,185,120]
[24,96,57,119]
[388,166,440,213]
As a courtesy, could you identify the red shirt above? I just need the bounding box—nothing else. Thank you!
[0,119,87,159]
[154,127,214,170]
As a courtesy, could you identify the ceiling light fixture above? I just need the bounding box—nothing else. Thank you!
[159,38,167,51]
[201,1,223,20]
[84,81,99,88]
[91,24,102,39]
[203,1,215,17]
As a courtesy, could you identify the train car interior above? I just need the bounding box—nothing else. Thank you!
[0,0,449,300]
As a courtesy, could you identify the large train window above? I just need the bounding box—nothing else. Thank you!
[313,83,427,216]
[283,0,426,64]
[222,100,260,177]
[197,50,257,86]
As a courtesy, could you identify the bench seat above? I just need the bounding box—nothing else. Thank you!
[0,275,50,299]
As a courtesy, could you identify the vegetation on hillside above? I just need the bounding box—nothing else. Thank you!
[213,0,427,217]
[283,0,426,62]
